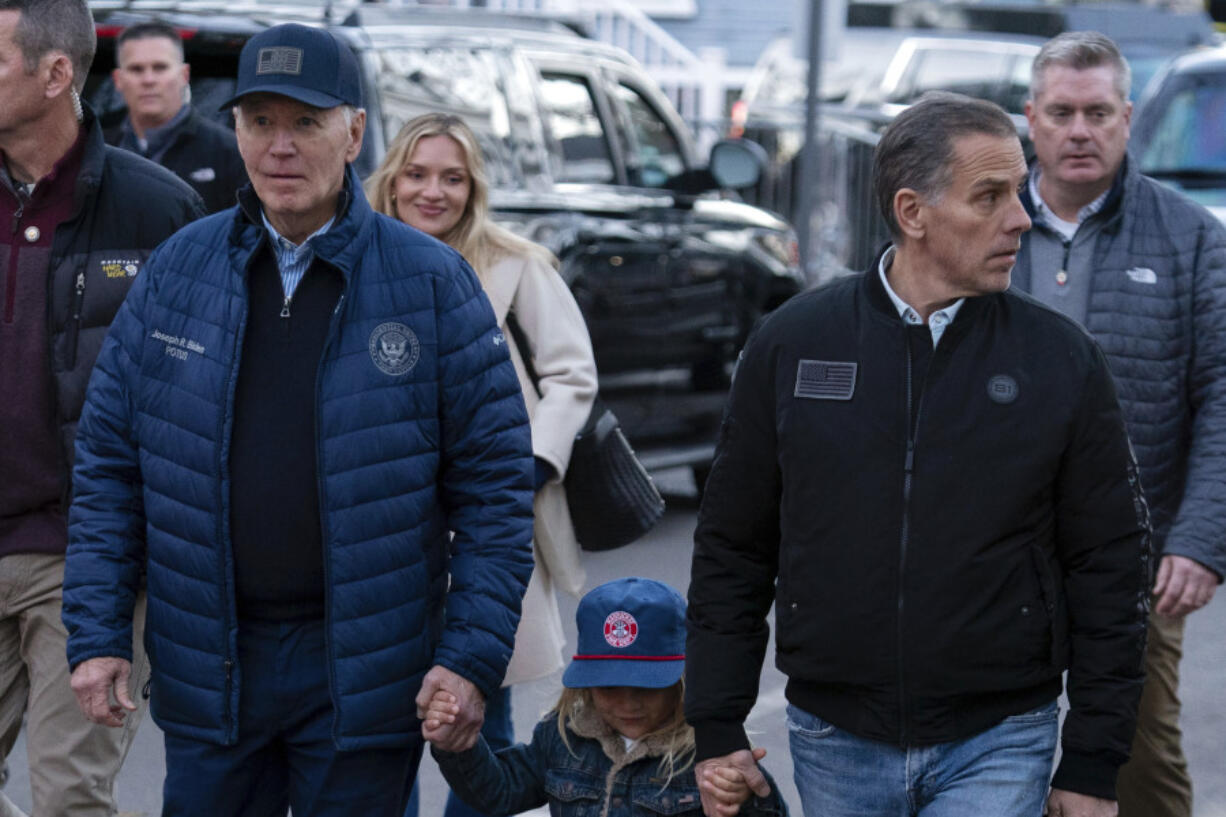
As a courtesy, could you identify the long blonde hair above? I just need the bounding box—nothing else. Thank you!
[552,680,696,786]
[366,113,555,277]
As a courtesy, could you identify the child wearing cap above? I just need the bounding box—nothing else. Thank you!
[422,577,786,817]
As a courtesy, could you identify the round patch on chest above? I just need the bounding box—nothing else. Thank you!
[369,322,420,376]
[987,374,1019,404]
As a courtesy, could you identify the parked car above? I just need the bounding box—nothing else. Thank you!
[853,32,1040,119]
[86,1,804,484]
[1132,44,1226,224]
[732,0,1217,273]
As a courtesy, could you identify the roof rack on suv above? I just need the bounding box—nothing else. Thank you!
[89,0,591,36]
[335,4,588,37]
[90,0,363,24]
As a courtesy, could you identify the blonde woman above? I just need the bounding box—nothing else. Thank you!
[367,113,598,817]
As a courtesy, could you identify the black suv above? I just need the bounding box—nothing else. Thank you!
[87,1,805,483]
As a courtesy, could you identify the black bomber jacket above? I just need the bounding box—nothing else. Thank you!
[685,255,1152,800]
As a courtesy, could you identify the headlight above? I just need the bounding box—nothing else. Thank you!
[755,229,802,273]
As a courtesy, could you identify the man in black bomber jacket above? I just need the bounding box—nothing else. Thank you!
[685,93,1151,817]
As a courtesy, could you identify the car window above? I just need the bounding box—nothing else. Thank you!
[374,46,520,188]
[893,47,1016,108]
[1000,56,1032,115]
[1139,78,1226,171]
[611,82,685,188]
[537,72,617,184]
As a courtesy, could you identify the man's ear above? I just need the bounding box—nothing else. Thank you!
[44,52,75,101]
[345,109,367,164]
[894,188,926,240]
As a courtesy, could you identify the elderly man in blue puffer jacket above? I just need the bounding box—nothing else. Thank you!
[60,23,534,816]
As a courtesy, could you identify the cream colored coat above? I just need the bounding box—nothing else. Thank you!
[481,252,598,685]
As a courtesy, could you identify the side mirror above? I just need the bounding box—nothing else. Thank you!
[709,138,768,190]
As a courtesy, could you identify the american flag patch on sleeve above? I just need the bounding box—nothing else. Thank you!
[794,360,857,400]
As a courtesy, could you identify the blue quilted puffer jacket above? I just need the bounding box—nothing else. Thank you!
[1016,156,1226,579]
[63,167,535,749]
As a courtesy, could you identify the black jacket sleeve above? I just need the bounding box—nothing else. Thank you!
[1050,344,1152,800]
[685,330,782,762]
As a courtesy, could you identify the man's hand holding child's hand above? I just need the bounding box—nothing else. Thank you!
[696,747,772,817]
[421,688,459,740]
[417,665,485,751]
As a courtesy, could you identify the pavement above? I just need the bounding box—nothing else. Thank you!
[3,469,1224,814]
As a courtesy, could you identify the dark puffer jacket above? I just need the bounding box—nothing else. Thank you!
[1016,157,1226,578]
[14,106,203,506]
[63,168,534,749]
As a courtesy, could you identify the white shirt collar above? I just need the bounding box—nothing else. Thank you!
[1028,167,1109,239]
[877,246,964,346]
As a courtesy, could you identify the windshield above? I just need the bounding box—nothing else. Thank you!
[1138,74,1226,177]
[373,45,530,189]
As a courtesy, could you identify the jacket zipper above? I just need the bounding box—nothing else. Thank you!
[898,346,914,747]
[5,203,22,324]
[64,272,86,369]
[1058,238,1072,287]
[897,330,933,747]
[317,288,346,742]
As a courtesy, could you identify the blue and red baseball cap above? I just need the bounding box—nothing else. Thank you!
[220,23,362,110]
[563,577,686,690]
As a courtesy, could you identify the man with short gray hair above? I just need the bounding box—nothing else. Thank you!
[1018,31,1226,817]
[686,92,1151,817]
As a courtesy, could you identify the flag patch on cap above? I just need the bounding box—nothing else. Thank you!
[257,47,303,76]
[795,360,857,400]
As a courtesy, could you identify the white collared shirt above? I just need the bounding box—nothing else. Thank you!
[878,247,964,347]
[1028,168,1109,241]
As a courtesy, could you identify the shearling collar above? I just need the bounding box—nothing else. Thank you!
[568,701,679,764]
[567,703,691,817]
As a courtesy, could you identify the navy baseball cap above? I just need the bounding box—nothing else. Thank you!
[562,577,686,690]
[220,24,362,110]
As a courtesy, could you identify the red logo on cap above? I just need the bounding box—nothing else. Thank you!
[603,611,638,648]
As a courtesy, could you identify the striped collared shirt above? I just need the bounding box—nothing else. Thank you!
[260,211,335,310]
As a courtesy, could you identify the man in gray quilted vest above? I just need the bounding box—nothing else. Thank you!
[1016,30,1226,817]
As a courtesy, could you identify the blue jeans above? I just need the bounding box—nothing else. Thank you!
[404,685,514,817]
[161,618,422,817]
[788,701,1058,817]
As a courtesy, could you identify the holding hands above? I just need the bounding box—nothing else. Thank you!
[696,747,773,817]
[416,665,486,752]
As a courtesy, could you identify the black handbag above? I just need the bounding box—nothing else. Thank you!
[506,314,665,551]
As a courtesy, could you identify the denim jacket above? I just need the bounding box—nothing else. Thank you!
[433,708,786,817]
